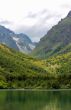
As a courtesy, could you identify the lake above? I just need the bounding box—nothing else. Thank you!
[0,90,71,110]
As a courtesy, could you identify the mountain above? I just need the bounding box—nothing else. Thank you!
[0,25,36,53]
[0,25,19,50]
[32,11,71,58]
[0,44,71,89]
[13,33,36,53]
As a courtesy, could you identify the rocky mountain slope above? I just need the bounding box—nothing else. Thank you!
[0,25,36,53]
[13,33,35,53]
[32,11,71,58]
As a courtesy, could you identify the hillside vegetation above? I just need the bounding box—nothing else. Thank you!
[32,11,71,58]
[0,44,71,89]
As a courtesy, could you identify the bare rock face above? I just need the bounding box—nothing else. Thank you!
[67,11,71,17]
[0,25,36,53]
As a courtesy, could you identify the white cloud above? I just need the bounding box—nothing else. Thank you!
[0,0,71,41]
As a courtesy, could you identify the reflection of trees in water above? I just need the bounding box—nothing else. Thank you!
[4,91,26,110]
[1,90,71,110]
[5,91,25,102]
[4,91,14,110]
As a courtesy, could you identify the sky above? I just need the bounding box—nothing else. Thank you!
[0,0,71,42]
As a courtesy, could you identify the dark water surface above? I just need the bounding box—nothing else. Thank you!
[0,90,71,110]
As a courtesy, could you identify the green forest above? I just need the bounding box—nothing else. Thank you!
[0,44,71,89]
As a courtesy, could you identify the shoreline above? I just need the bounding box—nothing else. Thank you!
[0,88,71,91]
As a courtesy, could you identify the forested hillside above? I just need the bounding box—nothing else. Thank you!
[0,44,71,89]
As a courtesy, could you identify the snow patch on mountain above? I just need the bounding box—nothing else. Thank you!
[12,37,19,42]
[29,43,35,50]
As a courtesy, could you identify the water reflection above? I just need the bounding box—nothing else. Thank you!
[0,90,71,110]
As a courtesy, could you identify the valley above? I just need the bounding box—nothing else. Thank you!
[0,11,71,89]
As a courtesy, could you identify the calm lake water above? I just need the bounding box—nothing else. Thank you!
[0,90,71,110]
